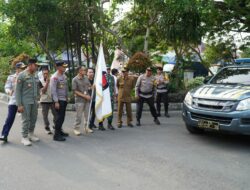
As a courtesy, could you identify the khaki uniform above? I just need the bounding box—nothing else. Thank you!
[16,70,39,138]
[72,75,91,129]
[117,76,135,125]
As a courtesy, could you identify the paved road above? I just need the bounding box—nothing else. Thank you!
[0,101,250,190]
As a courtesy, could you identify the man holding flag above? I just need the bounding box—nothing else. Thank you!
[94,44,113,129]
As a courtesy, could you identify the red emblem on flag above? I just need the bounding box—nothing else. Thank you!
[102,71,109,90]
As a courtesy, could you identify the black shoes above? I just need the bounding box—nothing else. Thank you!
[0,136,8,143]
[45,127,52,135]
[108,124,115,130]
[60,131,69,137]
[117,124,123,128]
[53,135,66,141]
[98,125,106,131]
[89,124,97,129]
[165,113,170,118]
[128,123,134,128]
[154,118,161,125]
[136,120,141,126]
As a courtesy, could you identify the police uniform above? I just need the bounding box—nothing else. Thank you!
[0,62,26,142]
[117,68,136,127]
[135,67,160,126]
[16,64,40,140]
[155,71,170,117]
[50,61,68,141]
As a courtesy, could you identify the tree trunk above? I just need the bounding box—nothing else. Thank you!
[143,26,150,55]
[30,31,55,66]
[100,25,131,57]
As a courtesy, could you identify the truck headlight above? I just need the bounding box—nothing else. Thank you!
[236,98,250,111]
[184,92,193,106]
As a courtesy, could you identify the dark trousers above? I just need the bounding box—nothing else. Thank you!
[156,92,169,114]
[54,101,67,136]
[136,96,157,121]
[1,105,18,137]
[89,101,96,127]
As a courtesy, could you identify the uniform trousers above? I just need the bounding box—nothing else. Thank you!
[41,103,57,128]
[117,101,132,125]
[89,101,96,127]
[21,103,38,138]
[74,102,89,129]
[136,96,158,120]
[156,92,169,114]
[1,105,18,137]
[99,100,114,126]
[54,101,67,136]
[107,100,114,124]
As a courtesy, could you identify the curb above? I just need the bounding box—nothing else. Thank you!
[0,92,183,111]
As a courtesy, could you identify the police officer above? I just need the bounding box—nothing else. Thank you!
[117,67,136,128]
[0,62,26,143]
[16,58,40,146]
[135,67,160,126]
[50,61,69,141]
[39,68,57,134]
[155,66,170,117]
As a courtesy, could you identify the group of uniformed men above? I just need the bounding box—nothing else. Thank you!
[0,58,170,146]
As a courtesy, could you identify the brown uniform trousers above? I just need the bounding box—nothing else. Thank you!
[117,76,136,125]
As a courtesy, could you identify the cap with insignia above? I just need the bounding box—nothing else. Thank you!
[56,61,68,67]
[28,58,38,65]
[121,67,129,72]
[156,66,163,71]
[15,62,27,69]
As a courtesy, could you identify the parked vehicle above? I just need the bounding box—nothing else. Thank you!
[183,64,250,135]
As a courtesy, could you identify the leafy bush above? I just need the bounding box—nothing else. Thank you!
[127,52,152,74]
[186,77,204,90]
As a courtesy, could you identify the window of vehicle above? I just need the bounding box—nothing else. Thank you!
[210,67,250,85]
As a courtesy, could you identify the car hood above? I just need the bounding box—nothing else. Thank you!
[192,84,250,100]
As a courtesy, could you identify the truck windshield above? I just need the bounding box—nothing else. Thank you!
[210,67,250,85]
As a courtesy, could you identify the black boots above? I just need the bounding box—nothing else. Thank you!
[0,136,8,143]
[108,123,115,130]
[136,120,141,126]
[154,118,161,125]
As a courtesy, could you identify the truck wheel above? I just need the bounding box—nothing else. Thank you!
[185,124,204,134]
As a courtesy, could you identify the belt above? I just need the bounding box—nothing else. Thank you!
[157,87,167,90]
[139,91,153,95]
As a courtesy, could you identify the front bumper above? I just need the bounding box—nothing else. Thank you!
[182,103,250,135]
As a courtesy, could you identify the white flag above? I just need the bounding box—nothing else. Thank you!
[95,44,112,121]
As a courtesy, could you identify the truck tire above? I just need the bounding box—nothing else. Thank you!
[185,124,204,134]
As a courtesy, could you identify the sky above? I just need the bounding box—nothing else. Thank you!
[103,1,133,22]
